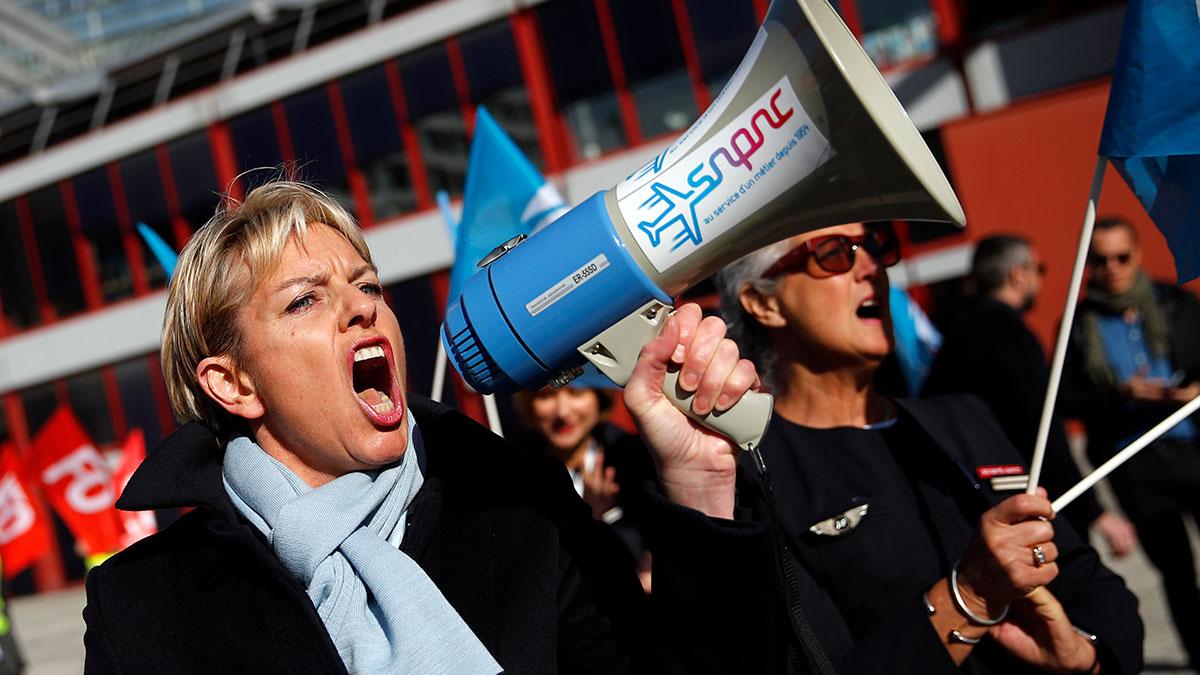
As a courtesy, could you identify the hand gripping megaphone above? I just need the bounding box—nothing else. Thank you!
[442,0,966,451]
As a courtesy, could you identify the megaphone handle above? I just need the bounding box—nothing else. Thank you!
[578,301,774,452]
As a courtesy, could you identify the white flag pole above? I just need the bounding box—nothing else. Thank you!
[1027,156,1108,493]
[431,339,448,403]
[1053,394,1200,512]
[483,393,504,437]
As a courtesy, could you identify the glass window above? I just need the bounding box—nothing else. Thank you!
[609,0,698,138]
[114,356,163,450]
[168,131,221,232]
[685,0,759,93]
[537,0,626,159]
[0,202,39,329]
[67,370,116,446]
[459,21,543,167]
[229,107,284,190]
[27,187,87,318]
[856,0,938,69]
[399,45,469,197]
[282,86,352,210]
[73,168,134,304]
[21,382,59,439]
[338,66,417,220]
[384,277,441,398]
[120,151,171,289]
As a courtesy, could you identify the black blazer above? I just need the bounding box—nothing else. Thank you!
[83,395,777,674]
[738,395,1144,675]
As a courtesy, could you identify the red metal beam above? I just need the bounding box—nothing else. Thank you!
[838,0,864,37]
[592,0,643,146]
[58,180,104,311]
[154,144,193,248]
[207,123,242,202]
[927,0,963,47]
[271,101,297,172]
[752,0,768,23]
[384,60,434,210]
[326,81,376,228]
[510,10,569,174]
[13,197,54,324]
[669,0,712,111]
[147,354,177,437]
[107,163,149,296]
[444,37,477,134]
[101,365,127,442]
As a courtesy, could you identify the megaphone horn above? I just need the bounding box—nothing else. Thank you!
[442,0,965,451]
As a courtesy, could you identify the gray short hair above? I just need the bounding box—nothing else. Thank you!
[971,234,1031,296]
[715,240,792,389]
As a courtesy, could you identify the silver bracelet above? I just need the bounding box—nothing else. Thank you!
[949,629,982,645]
[950,561,1010,626]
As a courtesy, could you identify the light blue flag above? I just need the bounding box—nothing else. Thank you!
[1099,0,1200,282]
[446,106,567,305]
[889,286,942,397]
[136,222,178,279]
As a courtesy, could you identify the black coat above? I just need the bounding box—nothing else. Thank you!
[1062,281,1200,463]
[738,395,1144,675]
[922,298,1103,531]
[83,395,777,674]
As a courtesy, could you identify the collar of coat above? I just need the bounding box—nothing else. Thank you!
[117,394,498,519]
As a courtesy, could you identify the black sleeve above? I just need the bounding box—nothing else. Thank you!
[83,569,123,674]
[1047,514,1145,675]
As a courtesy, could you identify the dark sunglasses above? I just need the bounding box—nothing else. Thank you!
[764,227,901,277]
[1087,252,1132,268]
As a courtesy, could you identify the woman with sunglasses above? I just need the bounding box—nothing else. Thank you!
[718,222,1142,674]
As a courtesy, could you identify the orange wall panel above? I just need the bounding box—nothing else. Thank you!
[937,80,1196,350]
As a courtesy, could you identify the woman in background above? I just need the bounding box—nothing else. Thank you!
[516,385,654,591]
[718,221,1143,674]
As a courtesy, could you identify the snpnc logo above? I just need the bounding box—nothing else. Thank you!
[633,89,795,251]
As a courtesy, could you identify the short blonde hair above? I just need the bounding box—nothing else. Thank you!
[161,180,373,437]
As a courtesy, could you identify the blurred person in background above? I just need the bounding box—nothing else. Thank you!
[1062,215,1200,667]
[923,234,1137,556]
[82,181,779,673]
[719,222,1143,674]
[514,384,655,591]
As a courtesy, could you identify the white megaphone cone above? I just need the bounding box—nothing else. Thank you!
[442,0,965,451]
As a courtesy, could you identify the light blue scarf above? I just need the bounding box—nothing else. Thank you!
[222,420,501,674]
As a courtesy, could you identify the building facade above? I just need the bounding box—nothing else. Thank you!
[0,0,1161,590]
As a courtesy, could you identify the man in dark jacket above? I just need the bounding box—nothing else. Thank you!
[923,235,1137,553]
[83,181,778,673]
[1062,216,1200,667]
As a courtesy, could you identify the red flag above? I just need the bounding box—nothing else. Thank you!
[28,408,123,556]
[0,443,54,579]
[112,428,156,547]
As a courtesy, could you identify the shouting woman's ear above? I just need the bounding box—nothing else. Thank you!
[196,356,265,421]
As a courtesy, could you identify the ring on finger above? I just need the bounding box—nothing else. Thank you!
[1032,545,1047,568]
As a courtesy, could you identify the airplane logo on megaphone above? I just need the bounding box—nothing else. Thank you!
[617,77,834,272]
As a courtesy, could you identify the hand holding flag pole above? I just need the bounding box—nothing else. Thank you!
[1029,0,1200,504]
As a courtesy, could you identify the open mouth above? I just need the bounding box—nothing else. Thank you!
[856,298,884,320]
[350,337,404,427]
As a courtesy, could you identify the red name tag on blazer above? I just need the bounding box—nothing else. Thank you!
[977,464,1025,479]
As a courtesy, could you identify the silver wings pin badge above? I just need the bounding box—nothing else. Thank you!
[809,504,870,536]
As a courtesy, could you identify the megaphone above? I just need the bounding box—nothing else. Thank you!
[442,0,965,450]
